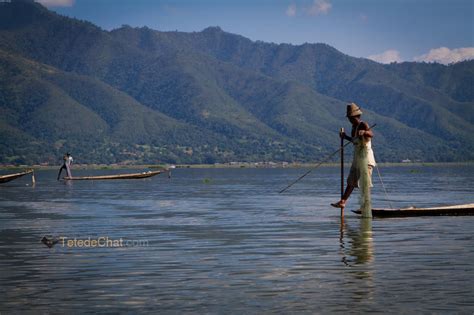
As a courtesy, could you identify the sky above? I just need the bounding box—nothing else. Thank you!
[38,0,474,64]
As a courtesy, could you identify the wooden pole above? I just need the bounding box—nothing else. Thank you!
[340,127,344,217]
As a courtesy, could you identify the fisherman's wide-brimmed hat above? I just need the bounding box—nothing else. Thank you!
[346,102,363,117]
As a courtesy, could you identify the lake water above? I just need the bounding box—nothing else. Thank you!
[1,165,473,313]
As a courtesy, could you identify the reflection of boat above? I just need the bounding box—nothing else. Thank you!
[64,170,163,180]
[352,203,474,217]
[0,169,34,183]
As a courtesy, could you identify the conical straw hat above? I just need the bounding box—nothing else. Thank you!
[346,102,363,117]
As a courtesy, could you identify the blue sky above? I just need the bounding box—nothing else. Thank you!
[40,0,474,64]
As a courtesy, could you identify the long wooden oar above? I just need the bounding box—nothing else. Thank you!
[279,124,376,194]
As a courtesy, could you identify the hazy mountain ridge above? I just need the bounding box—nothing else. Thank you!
[0,0,472,164]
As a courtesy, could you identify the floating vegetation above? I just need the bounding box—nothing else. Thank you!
[202,178,212,184]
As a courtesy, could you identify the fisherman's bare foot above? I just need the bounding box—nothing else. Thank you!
[331,200,346,208]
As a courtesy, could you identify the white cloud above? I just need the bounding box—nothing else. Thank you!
[368,50,402,64]
[307,0,332,16]
[286,4,297,17]
[286,0,331,18]
[36,0,75,7]
[413,47,474,65]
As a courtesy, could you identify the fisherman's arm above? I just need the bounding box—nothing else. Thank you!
[357,122,373,138]
[339,130,353,142]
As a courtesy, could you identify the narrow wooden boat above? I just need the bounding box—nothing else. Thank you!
[64,170,163,180]
[0,169,34,184]
[352,203,474,217]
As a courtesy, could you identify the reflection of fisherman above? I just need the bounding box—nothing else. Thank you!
[340,218,374,267]
[347,218,374,265]
[57,152,73,180]
[332,103,375,209]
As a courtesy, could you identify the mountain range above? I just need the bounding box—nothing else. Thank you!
[0,0,473,164]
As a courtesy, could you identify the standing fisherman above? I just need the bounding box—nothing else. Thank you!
[57,152,73,180]
[331,103,375,209]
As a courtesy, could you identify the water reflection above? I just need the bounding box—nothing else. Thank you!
[339,217,375,304]
[340,218,374,267]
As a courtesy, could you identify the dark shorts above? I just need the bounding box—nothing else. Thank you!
[347,165,373,188]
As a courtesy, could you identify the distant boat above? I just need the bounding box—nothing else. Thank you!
[0,169,34,184]
[63,170,164,180]
[352,203,474,217]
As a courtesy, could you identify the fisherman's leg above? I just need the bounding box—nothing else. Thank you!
[57,165,65,180]
[331,184,355,208]
[331,165,358,208]
[66,165,72,178]
[342,184,355,202]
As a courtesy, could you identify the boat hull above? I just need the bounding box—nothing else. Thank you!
[0,170,33,183]
[352,203,474,217]
[64,170,162,180]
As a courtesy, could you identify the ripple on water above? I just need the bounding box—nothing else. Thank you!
[1,166,473,313]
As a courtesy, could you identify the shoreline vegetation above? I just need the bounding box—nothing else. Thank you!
[1,161,473,171]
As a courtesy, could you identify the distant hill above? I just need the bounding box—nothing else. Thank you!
[0,0,472,164]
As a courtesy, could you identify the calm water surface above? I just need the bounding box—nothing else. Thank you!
[0,165,473,313]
